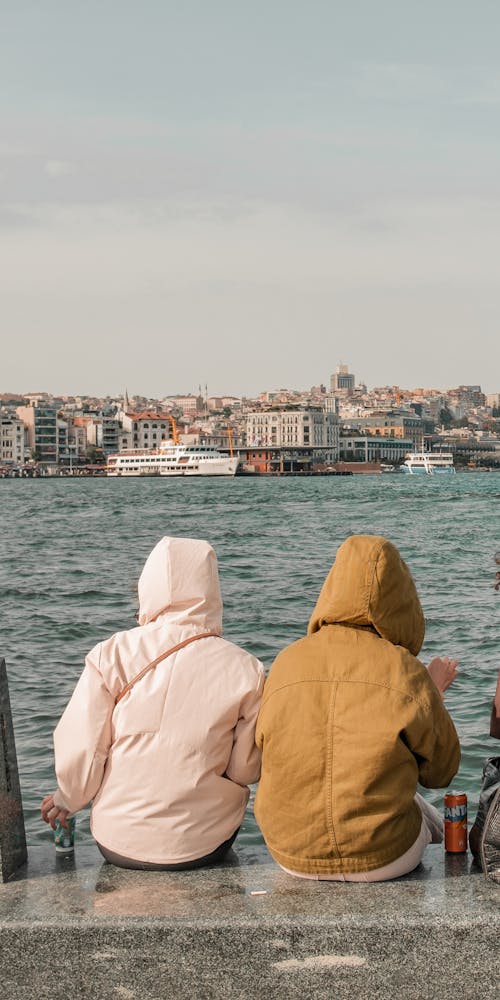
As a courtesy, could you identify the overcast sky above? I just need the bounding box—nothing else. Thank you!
[1,1,500,398]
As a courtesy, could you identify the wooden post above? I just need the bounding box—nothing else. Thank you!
[0,658,27,881]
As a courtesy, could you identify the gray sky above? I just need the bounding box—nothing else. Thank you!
[1,1,500,397]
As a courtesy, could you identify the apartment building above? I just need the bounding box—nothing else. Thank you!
[16,402,58,463]
[55,421,88,465]
[101,415,121,454]
[0,412,25,466]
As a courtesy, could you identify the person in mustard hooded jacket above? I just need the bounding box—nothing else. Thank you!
[255,535,460,881]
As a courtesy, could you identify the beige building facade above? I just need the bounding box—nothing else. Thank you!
[121,412,178,450]
[347,411,424,451]
[246,408,339,456]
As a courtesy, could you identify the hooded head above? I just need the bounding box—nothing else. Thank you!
[137,536,223,632]
[308,535,425,655]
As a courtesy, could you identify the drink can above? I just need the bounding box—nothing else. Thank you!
[444,791,467,853]
[54,815,76,853]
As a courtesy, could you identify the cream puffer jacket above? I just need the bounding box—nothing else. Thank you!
[53,537,265,863]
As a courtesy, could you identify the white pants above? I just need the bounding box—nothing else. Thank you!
[279,794,443,883]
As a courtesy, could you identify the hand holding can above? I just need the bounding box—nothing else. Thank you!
[54,815,76,853]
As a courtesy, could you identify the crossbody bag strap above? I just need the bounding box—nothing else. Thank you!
[115,631,219,705]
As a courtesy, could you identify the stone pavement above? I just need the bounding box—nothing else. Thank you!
[0,841,498,999]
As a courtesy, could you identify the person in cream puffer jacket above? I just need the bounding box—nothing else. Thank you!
[255,534,460,881]
[41,536,264,869]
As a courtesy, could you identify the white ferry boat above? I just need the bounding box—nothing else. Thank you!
[106,442,239,477]
[400,452,455,475]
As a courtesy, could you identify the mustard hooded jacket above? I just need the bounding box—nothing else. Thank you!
[254,535,460,875]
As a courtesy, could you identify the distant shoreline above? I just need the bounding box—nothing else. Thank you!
[2,467,500,480]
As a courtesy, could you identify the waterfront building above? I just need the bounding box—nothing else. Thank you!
[0,412,25,466]
[339,434,413,464]
[433,431,500,467]
[16,401,58,463]
[121,412,178,450]
[239,446,336,474]
[345,410,424,451]
[74,416,99,448]
[71,424,87,460]
[57,418,68,462]
[70,409,121,457]
[246,407,339,458]
[118,430,133,451]
[54,420,87,468]
[101,415,121,455]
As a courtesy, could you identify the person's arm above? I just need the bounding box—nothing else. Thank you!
[490,668,500,739]
[403,660,461,788]
[225,662,265,787]
[41,644,114,818]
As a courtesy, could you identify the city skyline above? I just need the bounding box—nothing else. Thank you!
[2,2,500,396]
[1,371,498,406]
[1,369,499,402]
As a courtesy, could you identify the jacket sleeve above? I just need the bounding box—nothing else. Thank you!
[52,644,114,813]
[225,661,265,787]
[404,681,461,789]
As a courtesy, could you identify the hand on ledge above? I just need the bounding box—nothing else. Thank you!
[427,657,459,697]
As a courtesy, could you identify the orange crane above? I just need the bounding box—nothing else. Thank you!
[166,415,179,444]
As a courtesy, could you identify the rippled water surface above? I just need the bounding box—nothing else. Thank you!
[1,474,499,849]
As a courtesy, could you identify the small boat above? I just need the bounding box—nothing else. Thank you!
[400,452,455,475]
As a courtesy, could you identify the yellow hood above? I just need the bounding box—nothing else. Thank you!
[308,535,425,656]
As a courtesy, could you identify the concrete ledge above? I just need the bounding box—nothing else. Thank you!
[1,843,499,999]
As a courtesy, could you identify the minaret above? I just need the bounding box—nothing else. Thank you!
[123,388,130,412]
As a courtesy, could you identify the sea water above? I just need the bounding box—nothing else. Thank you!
[1,473,499,848]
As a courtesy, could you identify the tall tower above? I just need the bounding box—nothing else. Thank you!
[330,364,355,393]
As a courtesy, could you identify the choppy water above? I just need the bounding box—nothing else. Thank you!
[1,473,499,850]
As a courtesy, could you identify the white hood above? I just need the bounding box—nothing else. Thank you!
[137,536,223,632]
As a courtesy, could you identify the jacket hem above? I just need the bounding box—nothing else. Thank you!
[91,832,237,866]
[90,810,246,866]
[264,816,422,875]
